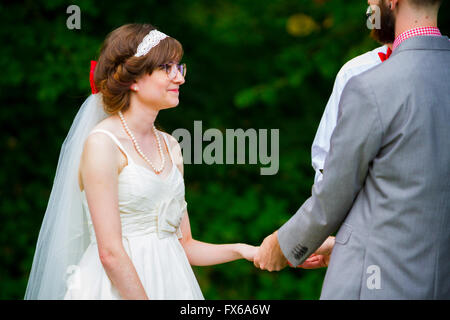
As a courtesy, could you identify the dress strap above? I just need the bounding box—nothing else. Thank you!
[89,129,134,163]
[160,131,176,165]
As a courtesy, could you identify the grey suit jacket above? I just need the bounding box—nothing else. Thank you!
[278,35,450,299]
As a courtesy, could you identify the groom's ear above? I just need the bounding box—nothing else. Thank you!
[390,0,398,10]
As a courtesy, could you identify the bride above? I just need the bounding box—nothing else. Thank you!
[25,23,257,300]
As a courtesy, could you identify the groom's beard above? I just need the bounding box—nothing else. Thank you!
[370,1,396,44]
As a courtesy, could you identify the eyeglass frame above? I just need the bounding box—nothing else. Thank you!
[159,62,187,80]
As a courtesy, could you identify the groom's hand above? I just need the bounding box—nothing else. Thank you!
[253,231,288,272]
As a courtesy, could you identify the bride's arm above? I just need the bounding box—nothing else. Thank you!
[166,135,258,266]
[178,211,257,266]
[80,133,148,299]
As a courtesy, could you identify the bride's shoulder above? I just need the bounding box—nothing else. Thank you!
[91,115,119,132]
[81,117,128,175]
[88,116,125,140]
[81,126,123,174]
[84,116,123,153]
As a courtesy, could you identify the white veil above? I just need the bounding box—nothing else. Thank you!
[25,93,108,299]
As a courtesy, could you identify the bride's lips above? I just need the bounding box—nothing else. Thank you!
[168,88,179,93]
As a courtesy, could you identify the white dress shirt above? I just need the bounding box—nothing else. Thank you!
[311,45,389,183]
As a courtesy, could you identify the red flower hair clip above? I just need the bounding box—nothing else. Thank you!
[90,60,99,94]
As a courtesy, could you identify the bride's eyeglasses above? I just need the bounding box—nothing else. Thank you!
[159,63,187,80]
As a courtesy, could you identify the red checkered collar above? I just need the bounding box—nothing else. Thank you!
[393,26,441,51]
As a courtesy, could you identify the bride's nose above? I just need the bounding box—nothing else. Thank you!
[172,69,185,85]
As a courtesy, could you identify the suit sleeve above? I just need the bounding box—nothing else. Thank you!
[278,74,384,266]
[311,69,349,184]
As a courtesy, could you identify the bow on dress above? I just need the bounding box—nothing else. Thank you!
[157,198,186,239]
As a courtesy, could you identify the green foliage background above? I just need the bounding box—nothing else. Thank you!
[1,0,448,299]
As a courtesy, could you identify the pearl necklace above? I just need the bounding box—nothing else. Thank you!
[118,111,165,174]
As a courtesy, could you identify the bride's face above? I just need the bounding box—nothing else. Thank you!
[133,63,185,110]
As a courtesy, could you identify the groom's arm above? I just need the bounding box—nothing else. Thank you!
[311,68,349,184]
[278,74,384,267]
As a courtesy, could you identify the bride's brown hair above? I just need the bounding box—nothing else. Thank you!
[94,24,183,114]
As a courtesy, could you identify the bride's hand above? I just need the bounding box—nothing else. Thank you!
[297,236,335,269]
[237,244,259,262]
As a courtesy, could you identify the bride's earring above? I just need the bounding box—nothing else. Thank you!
[132,85,139,92]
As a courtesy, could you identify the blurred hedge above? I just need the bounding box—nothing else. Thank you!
[1,0,448,299]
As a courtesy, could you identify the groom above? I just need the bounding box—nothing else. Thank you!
[254,0,450,299]
[312,0,394,185]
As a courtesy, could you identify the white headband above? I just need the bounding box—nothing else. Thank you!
[134,30,168,57]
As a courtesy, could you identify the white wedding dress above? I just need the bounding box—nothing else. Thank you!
[64,129,204,299]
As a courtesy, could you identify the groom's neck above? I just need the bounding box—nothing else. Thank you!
[394,1,439,37]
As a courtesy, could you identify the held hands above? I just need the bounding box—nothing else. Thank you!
[297,236,335,269]
[236,243,259,262]
[236,234,335,270]
[253,231,288,272]
[252,232,335,271]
